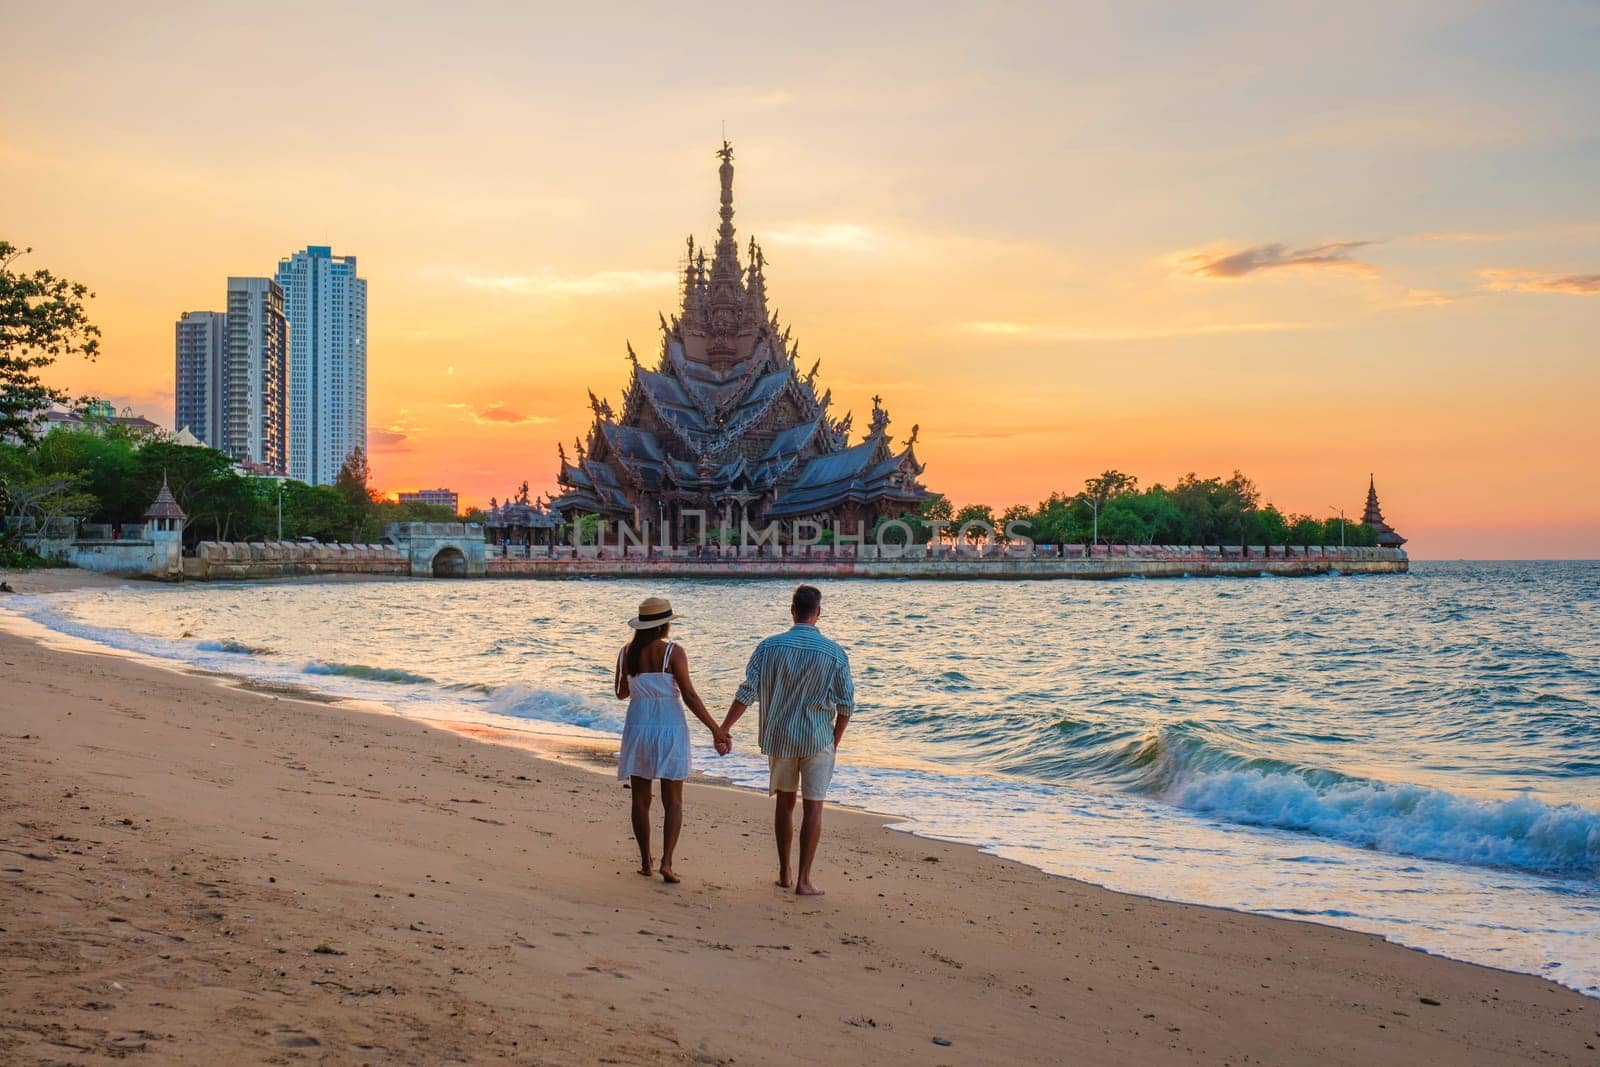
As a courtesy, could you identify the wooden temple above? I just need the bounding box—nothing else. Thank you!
[1362,475,1407,548]
[550,142,931,539]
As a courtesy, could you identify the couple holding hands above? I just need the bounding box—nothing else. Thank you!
[613,584,853,895]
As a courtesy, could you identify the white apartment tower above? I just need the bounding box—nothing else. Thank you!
[275,246,367,485]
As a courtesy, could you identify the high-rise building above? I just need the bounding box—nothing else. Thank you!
[275,246,367,485]
[224,277,290,475]
[174,311,227,446]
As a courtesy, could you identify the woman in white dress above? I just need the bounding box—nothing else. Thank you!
[614,597,727,883]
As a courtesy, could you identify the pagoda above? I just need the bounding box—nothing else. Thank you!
[1362,475,1407,547]
[550,142,930,539]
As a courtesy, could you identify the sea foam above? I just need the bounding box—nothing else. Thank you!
[1163,767,1600,877]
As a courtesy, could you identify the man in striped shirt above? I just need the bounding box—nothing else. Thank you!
[720,584,854,896]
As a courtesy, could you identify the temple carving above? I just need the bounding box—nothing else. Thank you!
[1362,475,1406,547]
[551,142,931,537]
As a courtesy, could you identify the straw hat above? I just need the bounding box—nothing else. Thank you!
[627,596,680,629]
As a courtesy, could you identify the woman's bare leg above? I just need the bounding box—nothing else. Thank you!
[659,779,683,883]
[629,776,653,875]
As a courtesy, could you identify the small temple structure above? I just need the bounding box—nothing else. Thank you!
[142,475,187,535]
[1362,475,1406,547]
[550,142,931,539]
[484,485,563,550]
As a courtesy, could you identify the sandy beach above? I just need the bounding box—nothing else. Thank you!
[1,572,1597,1065]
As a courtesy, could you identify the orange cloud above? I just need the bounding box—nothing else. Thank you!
[475,405,547,426]
[1478,269,1600,296]
[1189,241,1378,278]
[369,428,410,452]
[1397,288,1456,308]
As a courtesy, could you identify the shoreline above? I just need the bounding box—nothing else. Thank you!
[2,569,1598,1063]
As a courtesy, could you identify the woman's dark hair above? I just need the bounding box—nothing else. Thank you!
[625,623,669,676]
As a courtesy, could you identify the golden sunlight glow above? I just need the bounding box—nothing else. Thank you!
[6,4,1596,558]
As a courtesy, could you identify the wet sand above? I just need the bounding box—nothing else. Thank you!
[2,569,1596,1064]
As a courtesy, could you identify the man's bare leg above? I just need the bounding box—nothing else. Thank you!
[773,790,796,888]
[795,798,825,896]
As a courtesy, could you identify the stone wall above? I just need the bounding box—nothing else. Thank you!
[51,537,183,580]
[484,547,1409,580]
[190,541,408,580]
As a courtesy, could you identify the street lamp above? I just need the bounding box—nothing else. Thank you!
[1327,505,1345,549]
[276,482,284,541]
[1077,494,1101,548]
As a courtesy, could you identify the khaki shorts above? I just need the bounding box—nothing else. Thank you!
[768,748,836,801]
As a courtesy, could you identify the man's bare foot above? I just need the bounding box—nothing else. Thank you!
[795,881,825,896]
[659,866,680,884]
[775,869,791,888]
[638,859,653,876]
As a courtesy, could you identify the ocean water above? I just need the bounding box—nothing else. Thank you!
[8,561,1599,996]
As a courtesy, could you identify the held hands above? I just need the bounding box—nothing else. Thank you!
[711,725,732,756]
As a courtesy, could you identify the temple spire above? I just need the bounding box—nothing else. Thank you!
[1362,475,1407,548]
[701,140,747,364]
[714,140,737,267]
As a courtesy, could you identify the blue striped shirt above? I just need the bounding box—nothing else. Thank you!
[734,624,855,759]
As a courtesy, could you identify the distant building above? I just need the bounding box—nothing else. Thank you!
[1362,476,1407,547]
[275,246,367,486]
[28,402,163,440]
[485,497,564,549]
[399,488,460,513]
[223,278,290,475]
[174,310,227,446]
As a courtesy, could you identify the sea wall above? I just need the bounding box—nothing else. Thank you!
[83,540,1403,582]
[484,546,1408,580]
[51,537,184,580]
[187,541,408,581]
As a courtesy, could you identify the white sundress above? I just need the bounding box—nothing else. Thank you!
[616,642,692,782]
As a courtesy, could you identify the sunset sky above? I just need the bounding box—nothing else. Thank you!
[6,2,1597,558]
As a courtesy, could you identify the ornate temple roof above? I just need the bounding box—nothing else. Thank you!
[1362,475,1406,547]
[486,499,562,530]
[143,475,186,522]
[551,142,929,523]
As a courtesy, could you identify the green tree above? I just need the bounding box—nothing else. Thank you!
[30,427,140,523]
[335,447,378,539]
[1084,469,1139,506]
[953,503,995,544]
[1249,504,1289,546]
[1026,491,1085,545]
[997,503,1032,543]
[133,440,251,542]
[569,513,602,546]
[1131,487,1184,544]
[281,483,355,542]
[0,465,96,537]
[1099,496,1152,545]
[912,492,953,542]
[1287,514,1322,546]
[0,242,102,444]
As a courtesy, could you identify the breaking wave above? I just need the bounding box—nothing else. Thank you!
[196,639,271,655]
[486,684,627,735]
[1087,725,1599,877]
[303,661,436,685]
